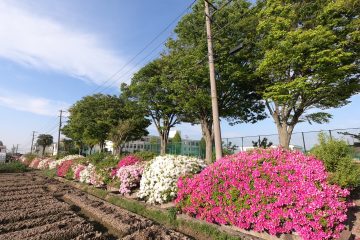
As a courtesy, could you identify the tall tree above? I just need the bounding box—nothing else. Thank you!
[250,0,360,147]
[121,58,181,154]
[62,94,124,152]
[165,0,266,163]
[36,134,53,156]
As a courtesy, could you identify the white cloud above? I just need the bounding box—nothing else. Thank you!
[0,89,69,116]
[0,0,133,86]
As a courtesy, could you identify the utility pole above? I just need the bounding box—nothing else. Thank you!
[57,110,64,157]
[204,0,222,160]
[30,131,36,154]
[15,144,19,155]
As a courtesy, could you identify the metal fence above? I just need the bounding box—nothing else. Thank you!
[136,127,360,160]
[222,127,360,159]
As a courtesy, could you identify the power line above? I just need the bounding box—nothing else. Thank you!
[88,0,198,95]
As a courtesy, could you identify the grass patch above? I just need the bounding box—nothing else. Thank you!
[42,168,57,178]
[0,161,28,173]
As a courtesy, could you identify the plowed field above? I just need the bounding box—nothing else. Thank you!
[0,173,192,240]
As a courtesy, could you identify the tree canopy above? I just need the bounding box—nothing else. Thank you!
[36,134,53,156]
[62,94,149,153]
[249,0,360,147]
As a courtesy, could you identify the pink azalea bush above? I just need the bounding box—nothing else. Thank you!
[56,160,73,177]
[29,158,41,168]
[175,148,349,240]
[117,155,141,168]
[73,164,86,180]
[115,163,144,194]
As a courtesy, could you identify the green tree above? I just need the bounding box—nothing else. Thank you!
[121,58,181,155]
[36,134,53,156]
[250,0,360,147]
[62,94,124,153]
[165,0,266,163]
[110,117,149,155]
[171,132,182,154]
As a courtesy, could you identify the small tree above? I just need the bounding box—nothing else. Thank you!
[36,134,53,156]
[110,118,149,155]
[252,137,273,149]
[171,132,182,154]
[122,58,181,154]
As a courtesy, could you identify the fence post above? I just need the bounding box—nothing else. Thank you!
[301,132,306,152]
[329,130,332,140]
[241,137,244,151]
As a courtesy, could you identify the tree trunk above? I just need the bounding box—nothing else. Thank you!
[89,145,94,155]
[200,119,213,164]
[277,124,293,149]
[160,131,169,155]
[42,146,46,156]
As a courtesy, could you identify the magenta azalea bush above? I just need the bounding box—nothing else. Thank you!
[56,160,73,177]
[117,155,141,168]
[175,148,349,240]
[115,163,144,194]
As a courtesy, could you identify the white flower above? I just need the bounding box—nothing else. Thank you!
[138,155,205,204]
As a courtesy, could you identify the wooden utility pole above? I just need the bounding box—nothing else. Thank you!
[57,110,63,157]
[204,0,222,160]
[30,131,36,154]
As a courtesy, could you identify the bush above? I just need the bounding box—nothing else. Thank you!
[29,158,41,169]
[117,155,141,168]
[133,151,157,161]
[115,163,144,194]
[176,148,349,240]
[93,155,119,184]
[0,162,28,173]
[311,133,360,188]
[56,160,73,177]
[21,153,37,165]
[138,155,206,204]
[49,155,84,169]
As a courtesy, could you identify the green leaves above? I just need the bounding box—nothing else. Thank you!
[252,0,360,146]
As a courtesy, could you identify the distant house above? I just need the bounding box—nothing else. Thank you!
[0,141,7,162]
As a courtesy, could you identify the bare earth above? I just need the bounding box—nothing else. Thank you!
[0,172,192,240]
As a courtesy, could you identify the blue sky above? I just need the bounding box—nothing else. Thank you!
[0,0,359,153]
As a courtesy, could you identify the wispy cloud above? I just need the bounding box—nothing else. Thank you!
[0,89,69,116]
[0,1,132,85]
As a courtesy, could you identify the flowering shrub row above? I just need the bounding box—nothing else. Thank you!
[138,155,206,204]
[56,160,73,177]
[175,148,349,240]
[49,155,84,169]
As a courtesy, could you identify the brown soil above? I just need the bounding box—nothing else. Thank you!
[0,172,192,240]
[348,187,360,240]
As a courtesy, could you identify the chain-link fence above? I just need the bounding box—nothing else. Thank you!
[122,127,360,160]
[222,127,360,159]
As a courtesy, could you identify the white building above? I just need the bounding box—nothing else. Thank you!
[0,141,6,163]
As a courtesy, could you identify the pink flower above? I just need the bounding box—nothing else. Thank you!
[175,148,350,240]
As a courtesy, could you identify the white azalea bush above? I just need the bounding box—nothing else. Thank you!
[73,163,103,187]
[138,155,206,204]
[37,158,55,170]
[49,155,84,169]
